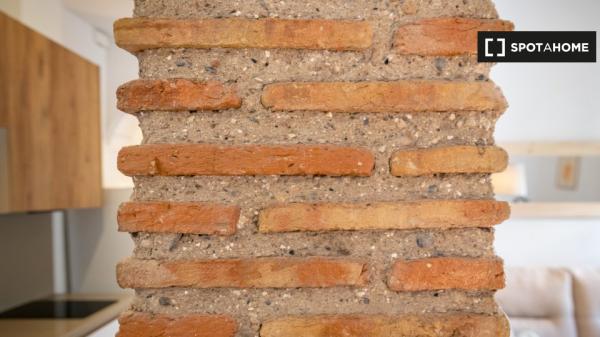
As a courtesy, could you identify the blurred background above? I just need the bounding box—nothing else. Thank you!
[0,1,598,337]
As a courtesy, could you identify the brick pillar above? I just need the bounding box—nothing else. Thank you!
[114,1,513,336]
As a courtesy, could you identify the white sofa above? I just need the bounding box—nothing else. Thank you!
[497,267,600,337]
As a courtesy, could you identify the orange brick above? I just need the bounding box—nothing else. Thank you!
[114,18,373,53]
[261,81,507,113]
[117,79,241,113]
[117,144,374,177]
[395,17,514,56]
[117,257,369,289]
[390,146,508,176]
[117,201,239,235]
[388,257,505,292]
[258,200,510,233]
[117,312,236,337]
[261,313,509,337]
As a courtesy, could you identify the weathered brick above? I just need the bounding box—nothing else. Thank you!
[259,200,510,233]
[117,257,369,289]
[114,18,373,53]
[395,17,514,56]
[261,81,507,113]
[118,201,239,235]
[117,144,374,177]
[261,313,510,337]
[117,79,241,113]
[117,312,236,337]
[388,257,505,292]
[390,146,508,176]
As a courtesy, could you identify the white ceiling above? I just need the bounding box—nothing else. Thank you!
[62,0,133,34]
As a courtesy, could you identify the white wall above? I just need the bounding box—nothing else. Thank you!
[17,0,106,66]
[493,0,600,142]
[68,189,133,293]
[497,218,600,267]
[101,44,141,189]
[0,0,20,18]
[492,0,600,268]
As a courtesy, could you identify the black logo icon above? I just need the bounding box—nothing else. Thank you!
[478,31,596,63]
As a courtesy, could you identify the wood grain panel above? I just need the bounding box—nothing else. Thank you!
[0,12,101,213]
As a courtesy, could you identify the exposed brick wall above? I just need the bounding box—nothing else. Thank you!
[115,1,512,336]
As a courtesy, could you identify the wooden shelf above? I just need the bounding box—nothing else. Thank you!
[501,142,600,156]
[510,202,600,219]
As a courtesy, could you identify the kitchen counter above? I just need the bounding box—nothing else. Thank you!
[0,293,130,337]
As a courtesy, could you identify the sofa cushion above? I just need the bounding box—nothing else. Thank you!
[497,267,578,337]
[509,317,576,337]
[572,268,600,337]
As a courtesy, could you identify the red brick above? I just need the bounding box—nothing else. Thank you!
[118,201,239,235]
[259,200,510,233]
[117,144,374,177]
[395,17,514,56]
[114,18,373,53]
[117,312,236,337]
[388,257,505,292]
[261,313,510,337]
[390,146,508,176]
[261,81,507,113]
[117,257,369,289]
[116,79,241,113]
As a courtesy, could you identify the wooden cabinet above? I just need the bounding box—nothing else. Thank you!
[0,12,102,213]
